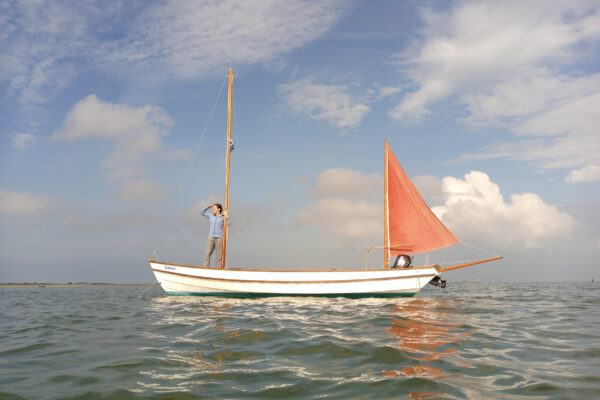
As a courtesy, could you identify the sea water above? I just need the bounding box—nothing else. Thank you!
[1,282,599,399]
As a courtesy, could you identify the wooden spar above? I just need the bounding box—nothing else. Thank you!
[365,244,412,268]
[221,68,233,269]
[384,139,390,269]
[436,256,503,273]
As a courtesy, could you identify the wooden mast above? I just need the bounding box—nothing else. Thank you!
[221,68,233,269]
[384,139,390,269]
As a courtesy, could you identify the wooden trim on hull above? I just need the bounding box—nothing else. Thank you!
[149,259,438,273]
[164,291,418,298]
[152,268,436,285]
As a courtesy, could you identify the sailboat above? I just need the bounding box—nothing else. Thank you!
[148,69,501,297]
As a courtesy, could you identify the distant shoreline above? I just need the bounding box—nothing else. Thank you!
[0,283,150,288]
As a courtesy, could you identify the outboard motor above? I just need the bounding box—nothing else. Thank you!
[392,254,412,268]
[429,276,447,288]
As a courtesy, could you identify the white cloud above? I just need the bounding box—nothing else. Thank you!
[311,168,382,199]
[10,133,37,150]
[297,168,382,242]
[182,197,222,226]
[98,0,347,84]
[279,79,370,129]
[378,86,403,98]
[391,1,600,120]
[116,179,168,203]
[0,1,99,105]
[391,0,600,181]
[182,197,266,234]
[412,174,444,204]
[0,189,48,215]
[64,208,171,234]
[566,164,600,183]
[295,168,571,251]
[515,89,600,139]
[298,198,381,239]
[1,1,347,103]
[432,171,575,249]
[52,95,180,181]
[457,85,600,177]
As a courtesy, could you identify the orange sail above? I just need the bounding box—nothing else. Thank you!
[385,141,458,257]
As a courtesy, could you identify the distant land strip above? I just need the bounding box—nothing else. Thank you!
[0,283,150,287]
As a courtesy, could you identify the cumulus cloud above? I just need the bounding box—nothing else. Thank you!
[391,0,600,182]
[51,95,186,201]
[0,189,48,215]
[311,168,383,199]
[432,171,575,249]
[566,164,600,183]
[412,174,444,204]
[279,79,370,129]
[52,95,181,181]
[298,198,381,239]
[297,168,383,242]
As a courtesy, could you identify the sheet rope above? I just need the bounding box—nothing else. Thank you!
[434,241,500,266]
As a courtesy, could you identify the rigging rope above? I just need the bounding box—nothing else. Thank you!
[183,74,229,185]
[460,241,500,257]
[232,87,240,150]
[136,282,158,298]
[425,241,500,266]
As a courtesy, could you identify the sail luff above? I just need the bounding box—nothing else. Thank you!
[221,68,233,269]
[384,139,390,269]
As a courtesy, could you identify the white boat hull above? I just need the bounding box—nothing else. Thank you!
[149,261,438,297]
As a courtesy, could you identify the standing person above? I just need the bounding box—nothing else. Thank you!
[201,203,231,267]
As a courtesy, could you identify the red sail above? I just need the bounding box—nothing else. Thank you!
[386,143,458,255]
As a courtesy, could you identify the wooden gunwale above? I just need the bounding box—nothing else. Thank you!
[152,268,436,284]
[150,259,439,273]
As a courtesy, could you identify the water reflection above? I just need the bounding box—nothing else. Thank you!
[384,298,473,397]
[143,295,476,396]
[139,297,245,391]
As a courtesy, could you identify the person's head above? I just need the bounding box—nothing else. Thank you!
[212,203,223,215]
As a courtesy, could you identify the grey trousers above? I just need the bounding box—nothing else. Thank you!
[204,236,223,267]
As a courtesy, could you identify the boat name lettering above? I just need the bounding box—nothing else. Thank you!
[165,265,176,271]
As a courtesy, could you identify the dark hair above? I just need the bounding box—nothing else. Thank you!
[214,203,223,212]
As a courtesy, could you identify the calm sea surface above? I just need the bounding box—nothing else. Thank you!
[1,282,599,399]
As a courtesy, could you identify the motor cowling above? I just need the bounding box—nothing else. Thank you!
[392,254,412,268]
[429,275,447,288]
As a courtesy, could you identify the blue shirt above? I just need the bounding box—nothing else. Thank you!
[201,206,231,238]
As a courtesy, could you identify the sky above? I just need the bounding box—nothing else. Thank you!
[1,0,599,283]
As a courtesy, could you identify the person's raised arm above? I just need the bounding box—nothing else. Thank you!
[201,205,212,219]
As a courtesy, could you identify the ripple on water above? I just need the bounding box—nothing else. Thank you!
[1,342,57,356]
[1,283,599,399]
